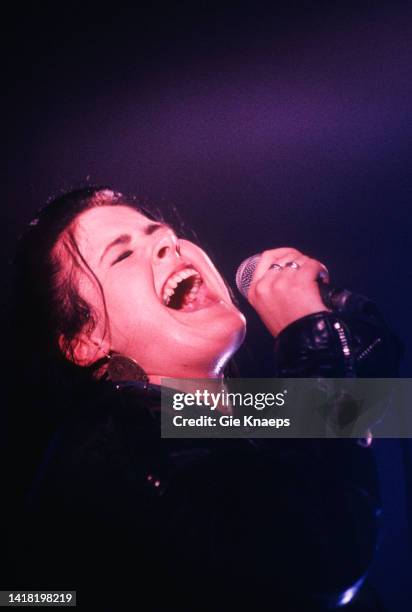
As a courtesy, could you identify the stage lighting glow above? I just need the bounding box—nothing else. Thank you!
[337,577,365,607]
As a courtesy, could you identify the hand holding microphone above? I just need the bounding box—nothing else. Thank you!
[235,248,332,337]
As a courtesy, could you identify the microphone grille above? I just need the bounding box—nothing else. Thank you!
[235,253,261,298]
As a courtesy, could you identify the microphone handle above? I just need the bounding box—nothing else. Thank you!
[317,278,351,311]
[317,276,372,315]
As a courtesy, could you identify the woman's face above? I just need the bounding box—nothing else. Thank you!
[61,205,246,380]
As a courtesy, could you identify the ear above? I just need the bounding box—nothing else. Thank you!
[58,332,110,366]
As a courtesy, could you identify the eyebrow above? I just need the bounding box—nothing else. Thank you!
[99,223,164,263]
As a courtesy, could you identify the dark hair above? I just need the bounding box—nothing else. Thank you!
[8,187,160,400]
[3,187,169,502]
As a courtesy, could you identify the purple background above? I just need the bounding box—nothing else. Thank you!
[3,2,411,609]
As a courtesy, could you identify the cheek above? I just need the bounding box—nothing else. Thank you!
[105,287,147,330]
[102,268,149,317]
[103,278,165,349]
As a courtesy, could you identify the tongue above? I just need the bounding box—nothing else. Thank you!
[179,282,217,312]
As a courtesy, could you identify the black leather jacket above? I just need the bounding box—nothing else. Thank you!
[17,306,400,612]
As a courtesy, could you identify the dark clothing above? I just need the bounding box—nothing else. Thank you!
[12,308,400,611]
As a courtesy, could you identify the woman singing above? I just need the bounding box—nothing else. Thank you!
[5,187,399,611]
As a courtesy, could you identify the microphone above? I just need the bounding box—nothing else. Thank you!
[235,253,353,311]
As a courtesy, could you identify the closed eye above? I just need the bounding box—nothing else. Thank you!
[111,250,133,266]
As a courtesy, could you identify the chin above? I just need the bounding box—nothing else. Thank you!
[216,307,247,345]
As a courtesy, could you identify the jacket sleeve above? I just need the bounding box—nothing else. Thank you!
[273,294,402,377]
[269,295,402,606]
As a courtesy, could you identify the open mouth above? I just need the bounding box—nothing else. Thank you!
[162,267,204,310]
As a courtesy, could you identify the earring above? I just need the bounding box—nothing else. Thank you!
[105,352,149,384]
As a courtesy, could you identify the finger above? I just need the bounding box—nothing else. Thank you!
[275,253,309,269]
[266,258,328,296]
[249,256,308,306]
[252,248,303,285]
[302,257,328,278]
[249,250,304,303]
[259,254,309,286]
[281,257,327,285]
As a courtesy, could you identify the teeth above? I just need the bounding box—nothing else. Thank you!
[162,267,202,305]
[182,269,194,278]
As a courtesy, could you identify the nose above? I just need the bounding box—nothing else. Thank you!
[151,228,181,264]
